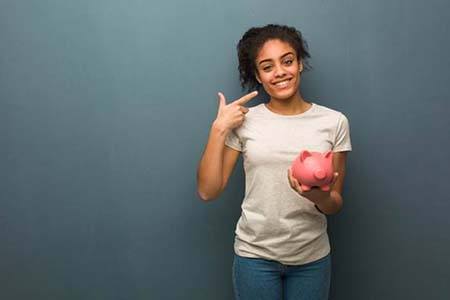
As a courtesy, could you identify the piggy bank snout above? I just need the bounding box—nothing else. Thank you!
[314,169,326,180]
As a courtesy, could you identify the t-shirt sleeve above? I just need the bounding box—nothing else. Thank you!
[333,113,352,152]
[225,129,242,151]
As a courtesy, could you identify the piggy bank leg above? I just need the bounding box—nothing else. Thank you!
[301,184,312,192]
[320,185,331,192]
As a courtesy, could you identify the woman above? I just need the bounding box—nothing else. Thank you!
[197,24,352,300]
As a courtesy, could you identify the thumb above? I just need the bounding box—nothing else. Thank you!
[217,92,226,109]
[332,172,339,184]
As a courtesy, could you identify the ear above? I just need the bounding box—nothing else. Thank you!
[255,71,262,84]
[299,60,304,73]
[300,150,312,162]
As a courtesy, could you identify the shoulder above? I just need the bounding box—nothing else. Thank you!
[247,102,265,114]
[313,103,349,122]
[244,103,267,120]
[313,103,343,116]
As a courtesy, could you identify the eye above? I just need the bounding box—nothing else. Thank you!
[283,59,293,65]
[262,65,272,72]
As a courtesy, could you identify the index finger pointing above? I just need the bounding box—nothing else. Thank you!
[234,91,258,106]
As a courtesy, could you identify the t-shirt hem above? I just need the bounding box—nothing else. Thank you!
[234,237,331,266]
[234,247,331,266]
[333,147,352,152]
[224,143,242,152]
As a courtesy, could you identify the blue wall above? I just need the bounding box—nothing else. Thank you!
[1,0,449,299]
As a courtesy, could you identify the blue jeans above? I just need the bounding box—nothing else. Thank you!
[232,253,331,300]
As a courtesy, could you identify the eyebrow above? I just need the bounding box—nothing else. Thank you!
[258,52,295,65]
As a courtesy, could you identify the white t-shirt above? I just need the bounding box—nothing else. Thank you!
[225,102,352,265]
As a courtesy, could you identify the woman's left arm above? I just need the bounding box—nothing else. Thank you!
[317,151,348,215]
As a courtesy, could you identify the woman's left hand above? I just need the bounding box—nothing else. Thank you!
[287,168,339,205]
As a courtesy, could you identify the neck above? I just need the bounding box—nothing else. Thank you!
[267,92,311,115]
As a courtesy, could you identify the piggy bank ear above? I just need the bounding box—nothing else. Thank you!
[324,151,333,159]
[300,150,312,162]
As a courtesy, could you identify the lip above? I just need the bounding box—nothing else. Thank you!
[272,78,292,85]
[271,78,293,89]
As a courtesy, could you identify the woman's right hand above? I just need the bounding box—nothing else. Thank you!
[213,91,258,132]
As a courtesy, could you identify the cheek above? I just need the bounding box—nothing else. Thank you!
[258,73,272,85]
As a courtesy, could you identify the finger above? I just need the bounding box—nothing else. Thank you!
[217,92,226,108]
[235,91,258,106]
[239,106,249,114]
[294,179,303,193]
[287,168,294,183]
[287,169,295,189]
[288,169,303,193]
[289,169,300,186]
[331,172,339,185]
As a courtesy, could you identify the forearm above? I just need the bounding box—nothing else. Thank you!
[315,191,343,215]
[197,122,229,200]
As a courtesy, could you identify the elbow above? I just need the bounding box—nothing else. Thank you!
[196,176,222,202]
[327,192,344,215]
[197,190,212,202]
[197,185,223,202]
[196,173,224,202]
[196,188,218,202]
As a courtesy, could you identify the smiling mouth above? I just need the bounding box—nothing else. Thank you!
[273,78,292,88]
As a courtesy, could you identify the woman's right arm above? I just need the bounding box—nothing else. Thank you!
[196,122,240,201]
[196,91,257,201]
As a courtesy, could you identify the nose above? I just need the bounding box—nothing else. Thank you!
[274,64,287,78]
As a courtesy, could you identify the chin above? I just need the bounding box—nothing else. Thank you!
[263,78,300,100]
[267,87,297,100]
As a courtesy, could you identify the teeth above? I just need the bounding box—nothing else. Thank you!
[275,80,290,87]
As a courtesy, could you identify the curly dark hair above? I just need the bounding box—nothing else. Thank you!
[237,24,311,91]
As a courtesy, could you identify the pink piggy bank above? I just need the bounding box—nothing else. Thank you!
[290,150,334,192]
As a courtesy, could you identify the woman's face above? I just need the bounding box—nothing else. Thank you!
[255,39,303,100]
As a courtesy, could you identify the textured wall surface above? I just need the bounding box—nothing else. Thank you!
[1,0,449,299]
